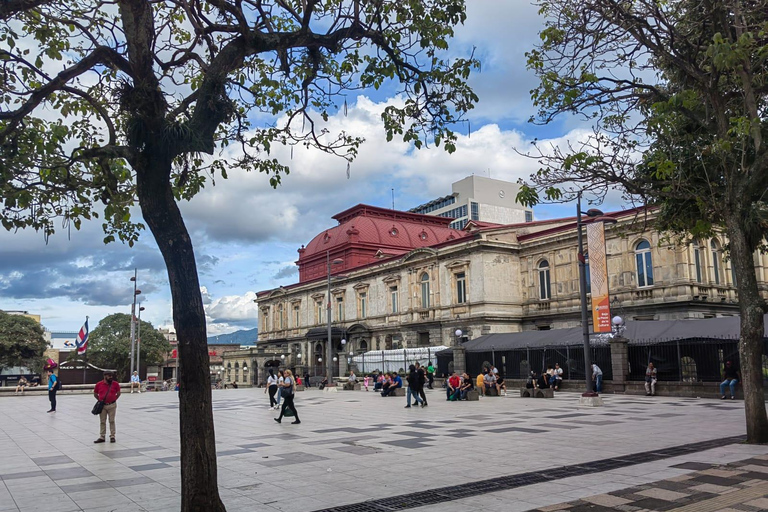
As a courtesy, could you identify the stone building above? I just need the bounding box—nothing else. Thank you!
[244,203,768,387]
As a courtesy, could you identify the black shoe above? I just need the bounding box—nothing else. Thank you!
[110,438,116,443]
[94,438,105,444]
[291,420,301,424]
[47,409,55,413]
[404,405,411,408]
[274,418,281,424]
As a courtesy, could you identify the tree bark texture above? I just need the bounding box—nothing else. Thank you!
[136,154,226,512]
[726,214,768,444]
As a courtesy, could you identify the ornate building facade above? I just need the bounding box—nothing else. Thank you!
[226,204,768,387]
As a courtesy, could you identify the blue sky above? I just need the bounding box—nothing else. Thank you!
[0,3,627,335]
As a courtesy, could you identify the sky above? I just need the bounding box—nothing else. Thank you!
[0,3,628,336]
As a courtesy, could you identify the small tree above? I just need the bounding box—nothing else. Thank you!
[87,313,171,381]
[520,0,767,442]
[0,1,477,508]
[0,311,48,372]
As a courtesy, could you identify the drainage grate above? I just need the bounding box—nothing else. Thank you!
[311,435,745,512]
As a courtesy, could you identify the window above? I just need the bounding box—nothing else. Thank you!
[470,202,479,221]
[336,297,344,321]
[359,292,367,318]
[455,272,467,303]
[293,304,300,326]
[525,211,533,223]
[316,301,323,324]
[635,240,654,287]
[390,286,398,313]
[693,240,703,283]
[277,304,283,330]
[420,272,431,308]
[538,260,551,300]
[711,239,722,285]
[261,310,269,332]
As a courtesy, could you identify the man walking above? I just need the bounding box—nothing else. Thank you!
[426,362,435,389]
[404,365,423,408]
[46,369,58,413]
[94,371,120,443]
[414,362,428,407]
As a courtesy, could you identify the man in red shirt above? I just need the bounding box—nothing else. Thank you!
[446,372,461,401]
[93,371,121,443]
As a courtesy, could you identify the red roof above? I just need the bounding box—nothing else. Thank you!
[296,204,468,282]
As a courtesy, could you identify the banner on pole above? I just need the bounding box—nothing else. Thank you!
[586,222,611,332]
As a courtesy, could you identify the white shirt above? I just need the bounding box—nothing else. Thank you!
[554,368,563,377]
[267,375,278,386]
[348,373,357,382]
[277,376,284,386]
[592,364,603,377]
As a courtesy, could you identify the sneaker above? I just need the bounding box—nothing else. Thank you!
[730,396,735,400]
[47,409,55,413]
[131,390,134,394]
[110,438,116,443]
[274,418,281,424]
[721,395,726,400]
[138,391,141,394]
[404,405,411,408]
[422,402,428,407]
[291,420,301,424]
[94,438,105,444]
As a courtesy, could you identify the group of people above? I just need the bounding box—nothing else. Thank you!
[265,368,300,424]
[13,375,41,395]
[475,366,507,396]
[524,363,566,392]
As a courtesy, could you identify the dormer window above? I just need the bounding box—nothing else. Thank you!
[323,232,331,243]
[389,227,399,236]
[419,231,428,241]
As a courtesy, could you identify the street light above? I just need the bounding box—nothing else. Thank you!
[136,305,145,378]
[129,269,141,376]
[455,329,463,344]
[326,251,344,386]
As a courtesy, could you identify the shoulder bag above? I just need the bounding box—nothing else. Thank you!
[92,381,114,415]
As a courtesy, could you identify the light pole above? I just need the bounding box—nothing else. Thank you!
[136,305,145,378]
[129,269,141,376]
[455,328,462,345]
[326,251,344,386]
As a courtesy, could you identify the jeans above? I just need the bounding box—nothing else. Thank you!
[276,387,282,406]
[48,389,57,411]
[406,387,422,406]
[720,379,738,397]
[446,388,460,400]
[594,375,603,393]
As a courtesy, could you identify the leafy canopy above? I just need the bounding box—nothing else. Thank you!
[0,311,48,371]
[0,0,478,243]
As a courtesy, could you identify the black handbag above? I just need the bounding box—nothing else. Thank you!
[92,381,114,415]
[280,385,293,398]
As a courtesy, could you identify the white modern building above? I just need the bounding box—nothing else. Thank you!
[409,175,534,229]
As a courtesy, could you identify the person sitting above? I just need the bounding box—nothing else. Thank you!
[459,373,474,400]
[231,381,238,389]
[130,371,141,393]
[719,360,740,400]
[319,376,328,390]
[15,376,28,395]
[374,373,384,392]
[525,371,536,389]
[495,375,507,396]
[476,370,486,397]
[536,371,549,390]
[296,376,302,386]
[29,375,41,387]
[382,373,402,397]
[483,370,497,395]
[348,370,357,383]
[551,363,563,391]
[446,372,462,401]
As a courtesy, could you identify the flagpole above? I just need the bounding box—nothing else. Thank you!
[82,316,89,384]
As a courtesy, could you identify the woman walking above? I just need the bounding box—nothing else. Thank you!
[265,369,278,409]
[274,369,300,424]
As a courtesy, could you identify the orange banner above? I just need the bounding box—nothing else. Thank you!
[586,222,611,332]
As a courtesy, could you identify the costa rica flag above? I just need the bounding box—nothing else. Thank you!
[76,317,89,355]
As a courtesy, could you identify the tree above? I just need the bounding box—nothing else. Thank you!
[0,311,48,372]
[520,0,768,443]
[85,313,171,380]
[0,1,478,509]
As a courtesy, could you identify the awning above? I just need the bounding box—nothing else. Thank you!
[305,327,346,341]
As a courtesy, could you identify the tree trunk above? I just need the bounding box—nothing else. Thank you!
[136,157,226,511]
[726,214,768,444]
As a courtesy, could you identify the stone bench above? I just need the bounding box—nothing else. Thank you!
[382,387,405,397]
[519,387,554,398]
[342,382,361,391]
[466,390,480,401]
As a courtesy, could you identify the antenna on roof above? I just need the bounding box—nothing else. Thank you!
[391,188,395,210]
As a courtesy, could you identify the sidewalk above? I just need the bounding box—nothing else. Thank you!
[0,388,764,512]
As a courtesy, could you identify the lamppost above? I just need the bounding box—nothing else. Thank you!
[455,329,462,344]
[136,305,145,378]
[129,269,141,376]
[326,251,344,386]
[576,192,615,396]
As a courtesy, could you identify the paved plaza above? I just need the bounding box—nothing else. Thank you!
[0,388,767,512]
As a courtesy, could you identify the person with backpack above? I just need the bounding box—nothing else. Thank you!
[46,369,59,413]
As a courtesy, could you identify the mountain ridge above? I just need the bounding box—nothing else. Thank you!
[207,327,258,345]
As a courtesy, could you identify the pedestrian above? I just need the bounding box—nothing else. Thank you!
[645,362,657,396]
[591,363,603,393]
[719,360,740,400]
[46,369,58,413]
[274,369,300,424]
[363,374,370,391]
[414,361,428,407]
[426,362,435,389]
[130,371,141,393]
[404,365,423,408]
[93,371,120,443]
[275,370,284,409]
[304,372,311,388]
[266,369,278,409]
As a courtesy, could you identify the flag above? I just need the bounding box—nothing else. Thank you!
[76,318,89,355]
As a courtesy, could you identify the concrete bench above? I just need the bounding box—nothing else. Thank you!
[519,387,554,398]
[343,382,361,390]
[382,387,405,397]
[466,390,480,401]
[485,386,499,397]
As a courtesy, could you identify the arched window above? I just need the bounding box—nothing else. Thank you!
[635,240,654,287]
[693,240,703,283]
[360,340,368,352]
[538,260,551,300]
[420,272,431,308]
[711,239,722,285]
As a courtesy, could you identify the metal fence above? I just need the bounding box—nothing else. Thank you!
[351,347,446,375]
[628,337,768,383]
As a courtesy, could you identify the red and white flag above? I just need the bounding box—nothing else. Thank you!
[76,317,89,355]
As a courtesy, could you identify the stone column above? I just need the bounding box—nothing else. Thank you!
[452,345,466,375]
[609,336,629,391]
